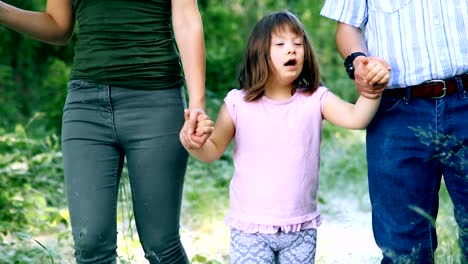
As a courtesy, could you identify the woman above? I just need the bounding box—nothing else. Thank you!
[0,0,205,263]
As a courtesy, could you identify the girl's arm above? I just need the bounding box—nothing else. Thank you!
[172,0,206,129]
[184,104,235,163]
[0,0,74,45]
[323,60,390,129]
[322,92,381,130]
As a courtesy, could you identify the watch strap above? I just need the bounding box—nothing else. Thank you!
[344,52,367,80]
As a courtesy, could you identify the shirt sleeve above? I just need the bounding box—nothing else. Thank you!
[320,0,368,29]
[224,89,240,125]
[315,86,330,117]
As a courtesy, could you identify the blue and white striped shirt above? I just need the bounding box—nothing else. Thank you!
[321,0,468,89]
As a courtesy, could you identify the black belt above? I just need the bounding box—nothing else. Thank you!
[383,74,468,98]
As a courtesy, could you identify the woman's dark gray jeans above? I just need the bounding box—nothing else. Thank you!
[61,80,189,264]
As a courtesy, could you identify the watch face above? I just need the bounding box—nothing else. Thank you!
[346,65,355,79]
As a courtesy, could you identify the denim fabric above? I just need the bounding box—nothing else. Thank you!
[61,80,189,264]
[367,77,468,264]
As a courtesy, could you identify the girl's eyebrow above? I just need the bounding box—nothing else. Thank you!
[271,36,301,41]
[272,32,299,37]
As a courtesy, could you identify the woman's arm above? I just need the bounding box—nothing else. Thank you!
[172,0,206,113]
[0,0,74,45]
[183,104,235,163]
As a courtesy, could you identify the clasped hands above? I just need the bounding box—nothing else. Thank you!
[179,108,214,149]
[354,56,392,98]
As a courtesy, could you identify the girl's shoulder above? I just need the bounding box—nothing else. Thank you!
[224,88,246,104]
[297,85,329,100]
[316,85,329,93]
[312,85,329,96]
[225,88,243,98]
[223,89,245,124]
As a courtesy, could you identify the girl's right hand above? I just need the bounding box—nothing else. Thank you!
[194,114,214,137]
[180,109,214,149]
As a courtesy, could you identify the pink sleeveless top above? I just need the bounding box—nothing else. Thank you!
[224,87,329,233]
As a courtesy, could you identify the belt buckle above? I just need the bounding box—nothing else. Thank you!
[427,80,447,98]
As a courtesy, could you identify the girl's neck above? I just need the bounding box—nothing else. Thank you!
[264,82,294,101]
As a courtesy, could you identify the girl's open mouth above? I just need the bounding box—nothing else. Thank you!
[284,59,297,66]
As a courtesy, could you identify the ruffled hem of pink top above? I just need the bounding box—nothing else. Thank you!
[225,214,323,234]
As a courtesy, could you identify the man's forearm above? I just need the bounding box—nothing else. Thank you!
[336,22,368,58]
[336,22,388,98]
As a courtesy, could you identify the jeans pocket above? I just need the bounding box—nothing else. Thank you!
[67,80,86,92]
[379,96,403,113]
[368,0,412,14]
[180,86,187,109]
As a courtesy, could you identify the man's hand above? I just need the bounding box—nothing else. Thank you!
[354,56,391,99]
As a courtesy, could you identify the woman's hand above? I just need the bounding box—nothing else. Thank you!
[180,109,213,149]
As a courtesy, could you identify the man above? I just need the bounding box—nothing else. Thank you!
[321,1,468,263]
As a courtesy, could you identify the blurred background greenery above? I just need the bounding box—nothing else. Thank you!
[0,0,461,263]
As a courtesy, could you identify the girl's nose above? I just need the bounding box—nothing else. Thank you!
[287,44,296,54]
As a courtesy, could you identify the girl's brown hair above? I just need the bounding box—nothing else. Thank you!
[237,10,321,102]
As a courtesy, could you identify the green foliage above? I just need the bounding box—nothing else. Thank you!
[191,254,223,264]
[202,4,246,94]
[183,154,232,216]
[0,124,67,235]
[0,65,17,128]
[435,191,463,264]
[0,0,74,131]
[200,0,354,100]
[319,122,370,207]
[0,232,60,264]
[410,126,468,173]
[38,59,71,132]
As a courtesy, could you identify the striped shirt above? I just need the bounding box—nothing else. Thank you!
[320,0,468,89]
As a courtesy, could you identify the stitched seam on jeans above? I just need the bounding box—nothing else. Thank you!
[427,176,439,258]
[107,85,120,144]
[111,154,122,246]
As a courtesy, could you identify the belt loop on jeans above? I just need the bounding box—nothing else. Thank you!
[456,75,467,99]
[404,86,411,103]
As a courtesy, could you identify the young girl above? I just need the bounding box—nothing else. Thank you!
[180,11,390,264]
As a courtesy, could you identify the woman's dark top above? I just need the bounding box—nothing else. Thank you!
[71,0,183,89]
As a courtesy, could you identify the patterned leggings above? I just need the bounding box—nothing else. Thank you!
[230,228,317,264]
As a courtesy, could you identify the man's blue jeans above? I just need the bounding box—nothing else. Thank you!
[61,80,189,264]
[367,77,468,264]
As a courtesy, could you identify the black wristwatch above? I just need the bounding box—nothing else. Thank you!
[344,52,367,80]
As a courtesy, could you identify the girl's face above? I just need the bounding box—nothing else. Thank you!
[269,28,305,86]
